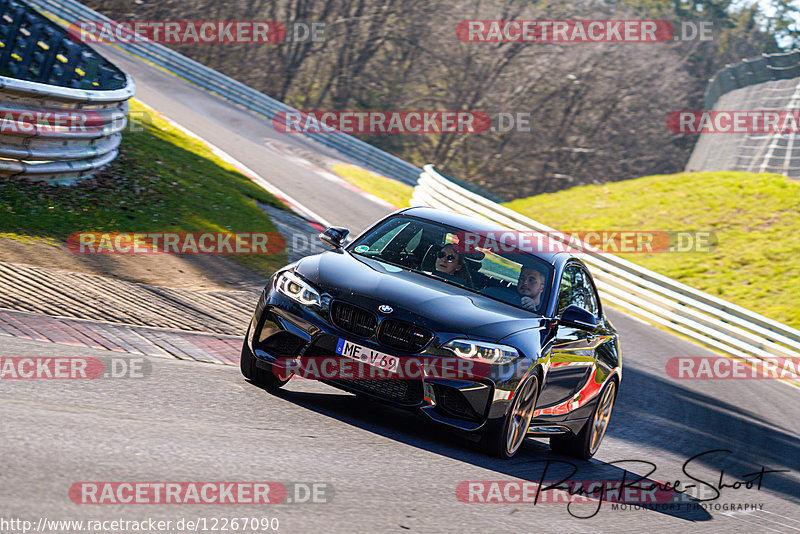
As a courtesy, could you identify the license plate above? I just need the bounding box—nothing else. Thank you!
[336,339,399,373]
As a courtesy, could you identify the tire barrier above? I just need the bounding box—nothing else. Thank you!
[0,0,135,183]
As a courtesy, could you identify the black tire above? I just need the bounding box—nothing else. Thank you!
[550,379,617,460]
[240,333,290,390]
[481,375,539,459]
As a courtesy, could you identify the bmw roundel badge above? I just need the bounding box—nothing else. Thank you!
[378,304,393,314]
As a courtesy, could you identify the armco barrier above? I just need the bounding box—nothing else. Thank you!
[705,50,800,109]
[0,0,134,183]
[25,0,423,186]
[412,164,800,368]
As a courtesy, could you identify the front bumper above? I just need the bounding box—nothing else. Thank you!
[246,286,534,432]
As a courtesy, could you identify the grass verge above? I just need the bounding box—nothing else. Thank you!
[504,171,800,329]
[0,99,288,275]
[332,164,413,208]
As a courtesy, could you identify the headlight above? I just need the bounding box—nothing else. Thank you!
[443,339,520,365]
[275,270,321,307]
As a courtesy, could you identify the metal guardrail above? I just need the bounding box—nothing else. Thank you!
[25,0,423,186]
[0,0,134,183]
[413,164,800,368]
[705,50,800,110]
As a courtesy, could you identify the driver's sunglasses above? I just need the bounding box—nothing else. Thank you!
[437,251,457,262]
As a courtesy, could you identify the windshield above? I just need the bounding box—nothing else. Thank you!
[347,215,554,315]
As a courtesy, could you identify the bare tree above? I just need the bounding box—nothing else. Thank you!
[85,0,776,199]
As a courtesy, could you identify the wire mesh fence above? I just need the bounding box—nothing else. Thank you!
[687,51,800,179]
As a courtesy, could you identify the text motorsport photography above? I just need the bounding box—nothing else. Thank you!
[456,449,785,519]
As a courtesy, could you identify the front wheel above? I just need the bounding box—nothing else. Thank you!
[481,375,539,459]
[240,334,290,390]
[550,379,617,460]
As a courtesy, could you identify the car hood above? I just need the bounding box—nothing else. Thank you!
[294,251,546,341]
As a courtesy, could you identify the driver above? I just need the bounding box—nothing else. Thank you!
[434,244,464,281]
[517,265,546,312]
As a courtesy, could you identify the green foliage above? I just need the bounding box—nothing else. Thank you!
[0,100,288,274]
[331,164,414,208]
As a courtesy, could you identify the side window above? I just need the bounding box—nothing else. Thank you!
[557,265,599,317]
[572,267,599,317]
[556,268,575,316]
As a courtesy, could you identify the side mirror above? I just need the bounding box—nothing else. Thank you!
[319,226,349,250]
[559,304,597,330]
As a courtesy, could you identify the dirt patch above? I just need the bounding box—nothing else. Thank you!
[0,236,268,291]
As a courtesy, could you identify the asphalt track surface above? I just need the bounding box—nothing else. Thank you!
[2,43,800,533]
[3,311,800,533]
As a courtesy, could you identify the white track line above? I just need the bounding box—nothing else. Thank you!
[720,512,784,532]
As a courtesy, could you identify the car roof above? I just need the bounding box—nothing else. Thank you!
[398,206,574,268]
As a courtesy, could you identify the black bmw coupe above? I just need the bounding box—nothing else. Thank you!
[241,207,621,459]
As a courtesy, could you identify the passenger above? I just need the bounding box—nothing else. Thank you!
[517,266,546,312]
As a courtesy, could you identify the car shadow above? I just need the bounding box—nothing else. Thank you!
[251,371,800,521]
[611,364,800,505]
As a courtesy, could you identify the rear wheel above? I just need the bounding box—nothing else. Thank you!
[550,379,616,460]
[240,332,290,390]
[482,375,539,459]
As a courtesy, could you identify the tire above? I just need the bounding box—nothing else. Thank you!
[550,379,617,460]
[240,332,290,390]
[481,375,539,459]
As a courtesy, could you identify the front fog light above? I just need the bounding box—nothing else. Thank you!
[423,382,436,404]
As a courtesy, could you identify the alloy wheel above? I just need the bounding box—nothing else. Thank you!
[588,381,616,455]
[505,378,538,456]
